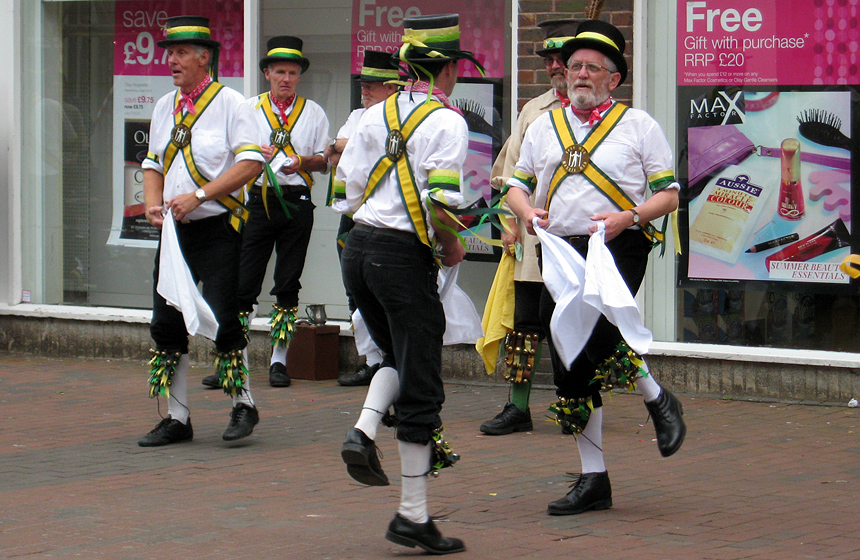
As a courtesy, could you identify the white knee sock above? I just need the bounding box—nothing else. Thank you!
[577,406,605,473]
[398,440,431,524]
[233,348,255,408]
[270,345,287,366]
[637,361,662,402]
[354,366,399,441]
[168,354,190,424]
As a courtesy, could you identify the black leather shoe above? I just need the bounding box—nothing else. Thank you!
[201,373,220,389]
[341,428,389,486]
[645,389,686,457]
[547,471,612,515]
[138,416,193,447]
[337,362,381,387]
[479,402,533,435]
[269,362,291,387]
[222,403,259,441]
[385,513,465,555]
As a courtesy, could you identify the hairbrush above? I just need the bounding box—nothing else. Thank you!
[796,109,851,150]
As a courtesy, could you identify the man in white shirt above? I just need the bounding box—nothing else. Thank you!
[200,36,329,390]
[506,19,686,515]
[336,14,483,555]
[138,16,264,446]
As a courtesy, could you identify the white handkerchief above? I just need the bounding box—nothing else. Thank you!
[438,263,484,345]
[583,224,652,355]
[156,212,219,340]
[351,308,379,356]
[533,219,600,368]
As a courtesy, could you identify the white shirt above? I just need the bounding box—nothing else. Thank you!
[509,105,679,237]
[337,93,469,235]
[245,94,330,188]
[143,84,264,221]
[330,108,366,215]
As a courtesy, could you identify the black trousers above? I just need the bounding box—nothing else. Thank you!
[151,213,246,354]
[237,189,315,311]
[341,224,445,445]
[514,280,544,336]
[539,229,652,406]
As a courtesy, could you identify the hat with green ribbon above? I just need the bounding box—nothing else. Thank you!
[259,36,310,73]
[398,14,485,74]
[535,18,580,57]
[353,50,401,82]
[158,15,220,49]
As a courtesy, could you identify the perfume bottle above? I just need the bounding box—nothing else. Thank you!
[777,138,804,220]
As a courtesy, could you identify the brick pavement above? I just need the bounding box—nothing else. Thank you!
[1,354,859,559]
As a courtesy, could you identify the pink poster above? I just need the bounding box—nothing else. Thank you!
[114,0,244,78]
[350,0,506,79]
[677,0,858,86]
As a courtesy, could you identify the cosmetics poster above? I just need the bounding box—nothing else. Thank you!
[677,0,857,287]
[108,0,244,247]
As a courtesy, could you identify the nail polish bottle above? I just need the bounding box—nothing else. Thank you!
[777,138,804,221]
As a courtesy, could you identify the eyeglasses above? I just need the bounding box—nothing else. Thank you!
[569,61,614,75]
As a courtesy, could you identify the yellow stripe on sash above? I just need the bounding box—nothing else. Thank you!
[260,95,313,188]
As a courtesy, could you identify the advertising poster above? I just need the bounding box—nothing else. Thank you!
[108,0,244,247]
[351,0,507,260]
[677,0,858,286]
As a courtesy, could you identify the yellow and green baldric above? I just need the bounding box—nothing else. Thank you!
[258,93,312,189]
[543,103,670,246]
[361,92,452,249]
[149,81,257,232]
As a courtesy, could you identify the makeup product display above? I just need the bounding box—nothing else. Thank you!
[745,233,799,254]
[690,168,770,263]
[764,218,851,271]
[777,138,805,221]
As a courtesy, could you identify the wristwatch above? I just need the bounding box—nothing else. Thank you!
[629,208,640,224]
[329,138,338,148]
[194,188,207,203]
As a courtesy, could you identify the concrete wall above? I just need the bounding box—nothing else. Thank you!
[2,314,858,406]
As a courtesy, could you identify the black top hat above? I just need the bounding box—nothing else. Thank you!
[398,13,484,74]
[535,18,581,57]
[353,50,401,82]
[560,19,627,84]
[259,36,310,73]
[157,16,220,49]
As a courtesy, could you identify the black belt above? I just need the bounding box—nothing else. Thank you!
[250,184,309,196]
[352,223,423,245]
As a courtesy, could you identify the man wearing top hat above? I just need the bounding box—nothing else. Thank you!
[505,19,686,514]
[478,18,580,437]
[324,50,401,388]
[200,36,329,389]
[336,14,484,555]
[138,15,265,446]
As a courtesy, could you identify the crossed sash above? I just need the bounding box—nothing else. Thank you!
[258,94,314,189]
[156,82,253,232]
[361,92,450,248]
[544,103,666,246]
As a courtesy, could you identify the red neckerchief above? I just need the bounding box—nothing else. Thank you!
[554,89,570,108]
[172,75,211,115]
[271,93,297,126]
[405,81,463,115]
[572,97,613,126]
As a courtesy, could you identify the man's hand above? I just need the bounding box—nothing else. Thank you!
[501,217,520,256]
[145,205,165,229]
[589,210,630,241]
[281,155,301,175]
[261,144,276,162]
[165,193,202,222]
[506,186,548,235]
[438,238,467,267]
